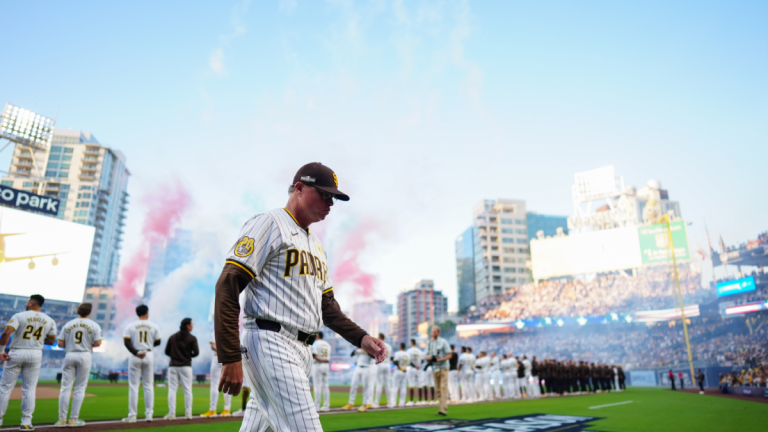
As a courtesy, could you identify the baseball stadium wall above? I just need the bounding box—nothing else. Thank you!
[530,221,690,280]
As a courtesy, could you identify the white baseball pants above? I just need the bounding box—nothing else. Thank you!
[532,376,541,397]
[406,367,419,388]
[517,377,528,396]
[312,363,330,411]
[448,370,459,401]
[391,370,407,407]
[58,352,92,420]
[347,366,371,406]
[491,370,502,398]
[525,374,537,397]
[460,371,474,402]
[239,328,321,432]
[373,363,390,407]
[127,352,154,418]
[210,360,233,412]
[168,366,193,417]
[0,349,42,426]
[364,365,376,406]
[503,372,518,398]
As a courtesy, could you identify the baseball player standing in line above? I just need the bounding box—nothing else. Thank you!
[55,303,102,427]
[405,339,423,406]
[458,347,475,403]
[214,162,386,432]
[391,343,409,407]
[343,347,373,411]
[122,305,162,423]
[447,345,459,403]
[0,294,57,430]
[473,351,490,402]
[164,318,199,420]
[489,352,501,399]
[311,332,331,412]
[200,328,233,418]
[522,355,536,398]
[372,333,392,409]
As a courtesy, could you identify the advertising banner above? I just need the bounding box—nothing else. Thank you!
[0,206,94,302]
[0,185,61,216]
[340,414,602,432]
[716,276,756,297]
[628,370,657,387]
[638,221,690,265]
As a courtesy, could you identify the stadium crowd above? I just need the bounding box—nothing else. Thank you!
[465,266,708,323]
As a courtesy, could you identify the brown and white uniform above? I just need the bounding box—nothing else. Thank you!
[215,208,367,432]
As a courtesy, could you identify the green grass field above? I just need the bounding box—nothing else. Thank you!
[4,385,768,431]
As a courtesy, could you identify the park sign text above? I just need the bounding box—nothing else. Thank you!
[0,185,60,216]
[340,414,603,432]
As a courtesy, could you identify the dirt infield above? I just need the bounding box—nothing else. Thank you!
[22,416,242,431]
[9,388,95,400]
[680,387,768,404]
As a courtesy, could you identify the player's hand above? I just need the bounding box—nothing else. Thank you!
[361,335,386,364]
[220,361,244,396]
[0,353,9,362]
[137,352,146,359]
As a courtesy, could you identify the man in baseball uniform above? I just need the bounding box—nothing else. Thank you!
[489,352,501,399]
[372,333,392,409]
[405,339,423,406]
[473,351,490,402]
[122,304,162,423]
[0,294,57,430]
[458,347,475,403]
[448,345,459,403]
[55,303,103,427]
[214,162,386,432]
[201,328,233,418]
[343,347,373,411]
[164,318,199,420]
[311,332,331,412]
[504,353,520,399]
[391,343,409,408]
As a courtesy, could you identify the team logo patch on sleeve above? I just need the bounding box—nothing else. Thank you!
[234,236,255,257]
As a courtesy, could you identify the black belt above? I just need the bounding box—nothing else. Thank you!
[256,319,317,346]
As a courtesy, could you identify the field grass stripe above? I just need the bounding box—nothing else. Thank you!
[588,400,634,409]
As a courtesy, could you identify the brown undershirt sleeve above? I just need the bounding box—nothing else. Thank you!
[322,290,367,347]
[214,262,254,364]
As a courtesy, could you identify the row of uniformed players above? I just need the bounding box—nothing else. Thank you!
[310,337,626,413]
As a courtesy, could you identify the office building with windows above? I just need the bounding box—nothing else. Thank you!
[526,213,569,243]
[396,280,448,344]
[455,199,532,310]
[1,129,130,287]
[82,286,117,332]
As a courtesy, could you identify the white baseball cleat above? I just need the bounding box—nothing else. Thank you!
[163,414,177,421]
[121,416,137,423]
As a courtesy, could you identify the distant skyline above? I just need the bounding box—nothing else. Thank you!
[2,0,766,311]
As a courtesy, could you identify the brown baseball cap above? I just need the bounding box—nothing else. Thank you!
[292,162,350,201]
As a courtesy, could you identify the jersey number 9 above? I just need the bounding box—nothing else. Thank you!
[75,331,83,344]
[22,325,43,341]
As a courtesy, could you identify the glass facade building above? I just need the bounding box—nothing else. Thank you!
[526,213,569,242]
[455,226,476,313]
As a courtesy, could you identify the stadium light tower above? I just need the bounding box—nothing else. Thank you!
[0,103,56,194]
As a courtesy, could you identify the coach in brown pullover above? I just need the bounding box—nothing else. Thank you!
[164,318,199,419]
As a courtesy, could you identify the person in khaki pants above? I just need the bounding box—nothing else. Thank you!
[424,326,452,416]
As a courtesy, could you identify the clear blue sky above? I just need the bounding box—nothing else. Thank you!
[2,0,766,310]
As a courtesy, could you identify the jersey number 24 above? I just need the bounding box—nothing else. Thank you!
[22,325,43,341]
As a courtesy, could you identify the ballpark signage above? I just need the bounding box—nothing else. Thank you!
[637,220,690,265]
[715,276,756,297]
[340,414,603,432]
[0,185,60,216]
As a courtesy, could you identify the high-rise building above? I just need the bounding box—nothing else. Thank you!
[455,226,476,314]
[82,286,117,331]
[396,280,448,344]
[1,127,130,287]
[456,199,531,308]
[351,299,394,338]
[526,212,569,243]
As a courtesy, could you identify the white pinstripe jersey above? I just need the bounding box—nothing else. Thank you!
[226,208,332,335]
[6,310,57,350]
[394,350,409,370]
[311,339,331,364]
[406,347,423,369]
[58,318,102,353]
[122,320,161,352]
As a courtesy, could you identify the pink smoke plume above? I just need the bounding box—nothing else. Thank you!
[114,181,192,323]
[331,220,379,299]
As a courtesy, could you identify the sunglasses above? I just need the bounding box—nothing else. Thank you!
[307,185,336,202]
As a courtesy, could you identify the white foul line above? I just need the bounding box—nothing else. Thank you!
[589,400,634,409]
